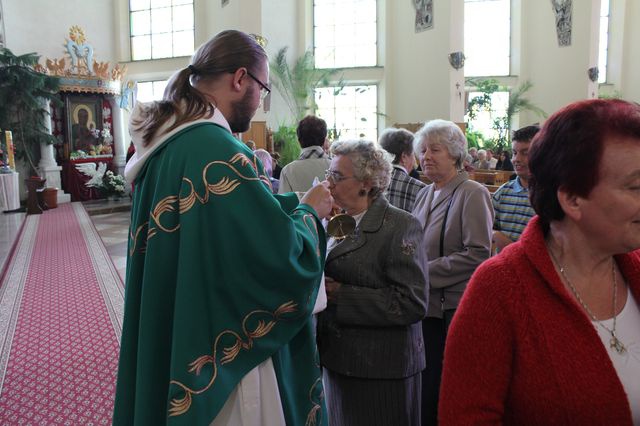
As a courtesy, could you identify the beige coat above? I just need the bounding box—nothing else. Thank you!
[412,171,494,317]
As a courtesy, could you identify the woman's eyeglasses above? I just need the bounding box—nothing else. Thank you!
[325,169,356,183]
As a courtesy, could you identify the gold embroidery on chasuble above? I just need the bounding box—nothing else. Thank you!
[129,222,149,256]
[305,344,325,426]
[129,153,271,254]
[167,301,299,417]
[306,377,324,426]
[301,213,321,257]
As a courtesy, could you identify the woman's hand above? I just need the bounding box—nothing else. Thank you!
[325,276,342,303]
[301,181,333,218]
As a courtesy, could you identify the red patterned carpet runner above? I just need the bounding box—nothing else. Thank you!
[0,203,124,424]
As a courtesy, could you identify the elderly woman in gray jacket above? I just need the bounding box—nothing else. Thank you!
[317,139,429,426]
[411,120,494,426]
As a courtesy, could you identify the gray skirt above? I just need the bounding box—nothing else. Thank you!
[323,368,421,426]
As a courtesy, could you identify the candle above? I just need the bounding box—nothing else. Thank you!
[5,130,15,171]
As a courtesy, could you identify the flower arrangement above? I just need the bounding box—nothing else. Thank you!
[70,128,113,158]
[69,150,89,160]
[91,128,113,143]
[101,170,126,198]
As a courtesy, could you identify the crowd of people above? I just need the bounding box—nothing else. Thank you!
[115,30,640,425]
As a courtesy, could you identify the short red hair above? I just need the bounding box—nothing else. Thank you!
[529,99,640,229]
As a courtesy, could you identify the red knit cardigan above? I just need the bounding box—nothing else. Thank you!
[439,216,638,425]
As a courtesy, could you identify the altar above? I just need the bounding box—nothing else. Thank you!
[63,156,114,201]
[39,26,129,202]
[0,172,21,211]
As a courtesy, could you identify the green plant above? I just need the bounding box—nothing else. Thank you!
[466,78,545,152]
[466,78,501,121]
[0,48,61,175]
[272,124,300,166]
[598,89,622,99]
[505,80,546,136]
[465,129,486,150]
[269,47,343,122]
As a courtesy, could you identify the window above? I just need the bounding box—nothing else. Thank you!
[464,0,510,77]
[598,0,610,84]
[136,80,169,103]
[314,85,378,141]
[313,0,377,68]
[466,90,509,143]
[130,0,194,61]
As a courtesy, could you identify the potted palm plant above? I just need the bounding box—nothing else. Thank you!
[269,47,343,166]
[0,48,61,176]
[466,78,546,152]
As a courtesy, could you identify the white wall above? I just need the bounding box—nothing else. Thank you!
[262,0,301,127]
[620,0,640,102]
[385,1,453,125]
[520,0,593,124]
[4,0,115,63]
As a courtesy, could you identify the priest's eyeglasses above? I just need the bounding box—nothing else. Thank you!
[246,70,271,101]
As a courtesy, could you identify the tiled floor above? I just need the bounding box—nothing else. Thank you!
[90,210,130,282]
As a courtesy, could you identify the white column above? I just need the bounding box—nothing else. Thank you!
[110,97,127,176]
[38,101,71,204]
[449,0,465,123]
[587,0,601,99]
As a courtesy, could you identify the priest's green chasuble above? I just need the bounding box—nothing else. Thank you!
[113,122,327,425]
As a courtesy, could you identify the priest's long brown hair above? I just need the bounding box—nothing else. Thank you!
[132,30,267,147]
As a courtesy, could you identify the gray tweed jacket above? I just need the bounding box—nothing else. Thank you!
[317,196,429,379]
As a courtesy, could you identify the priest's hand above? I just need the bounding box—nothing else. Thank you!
[301,181,333,219]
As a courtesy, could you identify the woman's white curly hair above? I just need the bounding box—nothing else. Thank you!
[330,139,393,199]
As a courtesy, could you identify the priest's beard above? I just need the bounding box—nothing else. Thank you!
[228,86,258,133]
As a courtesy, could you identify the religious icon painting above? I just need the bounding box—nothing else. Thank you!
[551,0,572,46]
[64,95,103,155]
[414,0,434,33]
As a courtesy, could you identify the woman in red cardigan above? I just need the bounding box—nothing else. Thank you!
[440,99,640,425]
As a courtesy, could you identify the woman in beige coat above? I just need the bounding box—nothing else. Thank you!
[411,120,494,425]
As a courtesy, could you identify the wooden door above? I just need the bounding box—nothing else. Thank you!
[241,121,267,150]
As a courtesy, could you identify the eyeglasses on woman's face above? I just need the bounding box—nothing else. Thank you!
[325,169,356,183]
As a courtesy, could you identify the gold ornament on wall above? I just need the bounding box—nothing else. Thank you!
[448,51,465,70]
[251,34,268,48]
[38,26,126,95]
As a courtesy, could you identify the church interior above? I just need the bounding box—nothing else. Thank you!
[0,0,639,423]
